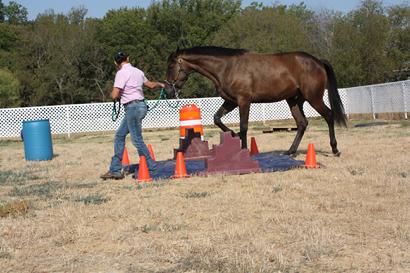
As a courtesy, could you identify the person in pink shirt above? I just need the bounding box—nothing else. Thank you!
[101,52,165,180]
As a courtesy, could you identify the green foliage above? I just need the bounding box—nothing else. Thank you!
[0,0,409,106]
[3,1,27,24]
[387,4,410,80]
[0,0,4,22]
[213,3,320,54]
[0,68,20,107]
[16,8,109,105]
[0,23,17,50]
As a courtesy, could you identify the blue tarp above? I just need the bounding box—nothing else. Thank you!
[127,152,304,180]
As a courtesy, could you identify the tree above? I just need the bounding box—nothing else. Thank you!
[328,0,391,86]
[3,1,27,24]
[387,3,410,80]
[327,15,364,87]
[144,0,241,97]
[0,68,20,107]
[0,0,5,22]
[354,0,391,84]
[0,20,19,69]
[16,8,109,106]
[213,4,315,53]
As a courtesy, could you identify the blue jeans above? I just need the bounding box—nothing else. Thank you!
[109,101,156,174]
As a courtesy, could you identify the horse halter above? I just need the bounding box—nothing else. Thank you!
[165,61,184,99]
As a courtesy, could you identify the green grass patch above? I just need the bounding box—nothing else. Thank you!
[134,182,164,190]
[398,171,408,178]
[0,139,20,147]
[74,194,110,205]
[141,223,184,233]
[69,181,97,189]
[182,191,210,199]
[399,120,410,127]
[9,181,61,199]
[348,167,365,176]
[272,185,283,193]
[0,170,42,186]
[0,251,12,259]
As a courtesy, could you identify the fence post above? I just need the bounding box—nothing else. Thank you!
[65,105,71,138]
[370,87,376,120]
[402,81,408,120]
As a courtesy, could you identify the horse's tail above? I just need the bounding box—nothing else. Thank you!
[321,59,347,127]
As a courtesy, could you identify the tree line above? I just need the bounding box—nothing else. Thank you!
[0,0,409,108]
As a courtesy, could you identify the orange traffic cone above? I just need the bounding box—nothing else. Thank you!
[147,144,156,161]
[305,143,319,168]
[172,152,190,179]
[137,155,152,182]
[122,146,130,166]
[250,137,259,156]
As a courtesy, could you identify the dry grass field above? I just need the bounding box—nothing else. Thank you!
[0,119,409,273]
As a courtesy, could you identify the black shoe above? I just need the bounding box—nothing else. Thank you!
[100,171,124,180]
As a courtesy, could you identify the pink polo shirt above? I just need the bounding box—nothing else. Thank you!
[114,63,148,104]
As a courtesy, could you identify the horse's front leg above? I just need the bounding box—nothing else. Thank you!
[214,100,237,135]
[238,102,250,149]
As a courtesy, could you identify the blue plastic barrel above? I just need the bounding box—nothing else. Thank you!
[22,119,53,161]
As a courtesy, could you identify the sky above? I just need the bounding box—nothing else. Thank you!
[4,0,408,20]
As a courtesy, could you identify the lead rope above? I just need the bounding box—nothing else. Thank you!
[111,99,121,122]
[112,89,180,122]
[145,88,180,111]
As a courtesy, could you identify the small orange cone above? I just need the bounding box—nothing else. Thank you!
[305,143,320,168]
[147,144,156,161]
[122,146,130,166]
[172,152,190,179]
[250,137,259,156]
[137,155,152,182]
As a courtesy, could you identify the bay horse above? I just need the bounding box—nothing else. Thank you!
[164,46,347,156]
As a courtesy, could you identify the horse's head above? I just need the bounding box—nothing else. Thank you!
[164,50,191,98]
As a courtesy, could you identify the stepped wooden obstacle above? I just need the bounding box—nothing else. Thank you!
[205,132,260,175]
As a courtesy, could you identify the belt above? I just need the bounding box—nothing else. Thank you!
[123,99,145,106]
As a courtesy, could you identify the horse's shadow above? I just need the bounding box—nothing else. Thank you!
[271,149,334,158]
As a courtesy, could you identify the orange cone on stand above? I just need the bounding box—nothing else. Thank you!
[250,137,259,156]
[147,144,156,161]
[305,143,319,168]
[172,152,190,179]
[137,155,152,182]
[122,146,130,166]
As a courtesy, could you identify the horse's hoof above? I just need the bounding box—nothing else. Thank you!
[230,131,238,137]
[333,151,341,157]
[283,150,296,157]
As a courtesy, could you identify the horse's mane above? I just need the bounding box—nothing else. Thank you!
[177,46,248,57]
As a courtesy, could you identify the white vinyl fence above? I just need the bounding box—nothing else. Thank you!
[1,80,409,138]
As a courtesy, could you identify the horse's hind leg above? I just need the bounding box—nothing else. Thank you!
[285,97,308,155]
[214,99,237,135]
[310,99,340,156]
